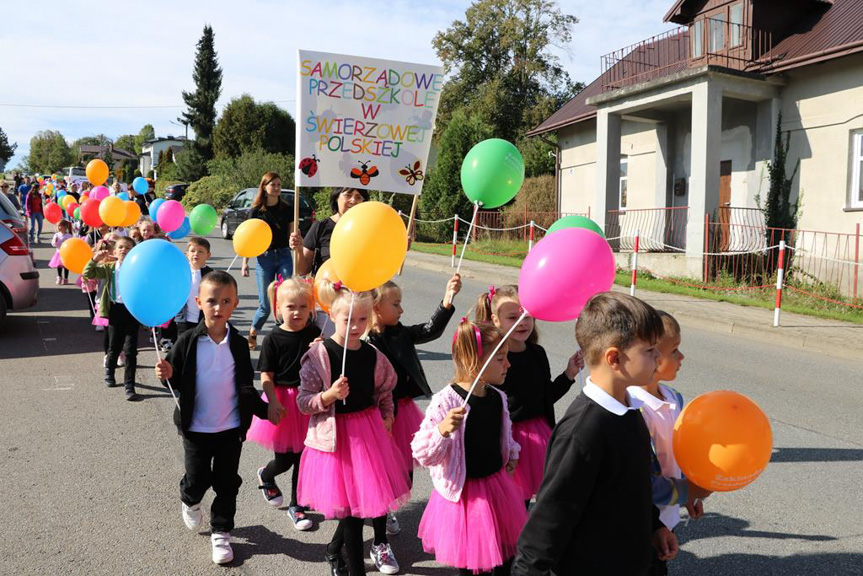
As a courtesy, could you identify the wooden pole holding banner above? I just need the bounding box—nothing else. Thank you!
[293,186,301,275]
[398,195,420,275]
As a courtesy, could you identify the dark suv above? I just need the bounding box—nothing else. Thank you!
[164,183,189,202]
[220,189,315,239]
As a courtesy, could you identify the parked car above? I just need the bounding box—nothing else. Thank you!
[0,220,39,327]
[0,192,30,254]
[164,183,189,202]
[220,189,315,239]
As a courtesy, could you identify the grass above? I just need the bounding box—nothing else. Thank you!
[410,240,863,325]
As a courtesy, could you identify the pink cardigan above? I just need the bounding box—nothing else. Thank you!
[297,340,397,452]
[411,384,520,503]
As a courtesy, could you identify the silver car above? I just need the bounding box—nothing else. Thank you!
[0,220,39,326]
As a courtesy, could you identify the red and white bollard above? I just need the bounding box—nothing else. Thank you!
[630,229,640,296]
[773,239,786,327]
[451,216,459,268]
[528,220,535,252]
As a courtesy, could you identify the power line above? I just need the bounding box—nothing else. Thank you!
[0,99,296,110]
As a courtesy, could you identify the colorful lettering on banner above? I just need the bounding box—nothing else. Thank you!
[296,50,443,196]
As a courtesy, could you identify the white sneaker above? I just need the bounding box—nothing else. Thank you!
[117,352,125,367]
[386,512,400,535]
[370,542,399,575]
[103,354,108,367]
[182,502,203,530]
[211,532,234,565]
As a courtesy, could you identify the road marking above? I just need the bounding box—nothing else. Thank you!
[43,337,57,341]
[43,375,74,392]
[37,320,50,324]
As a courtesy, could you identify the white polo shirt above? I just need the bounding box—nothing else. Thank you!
[184,268,202,323]
[189,331,240,433]
[628,384,684,529]
[583,377,643,415]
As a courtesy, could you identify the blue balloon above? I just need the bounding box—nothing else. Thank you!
[56,191,67,200]
[132,176,149,194]
[118,239,191,327]
[118,192,130,201]
[168,216,191,240]
[149,198,165,221]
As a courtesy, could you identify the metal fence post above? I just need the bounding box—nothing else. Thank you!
[703,213,710,285]
[774,239,786,327]
[528,220,535,252]
[630,228,640,296]
[451,216,458,268]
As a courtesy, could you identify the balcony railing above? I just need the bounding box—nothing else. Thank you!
[600,18,772,92]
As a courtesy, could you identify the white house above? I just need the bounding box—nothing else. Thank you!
[139,137,188,178]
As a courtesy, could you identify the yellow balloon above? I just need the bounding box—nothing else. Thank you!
[122,201,141,227]
[80,194,89,203]
[99,196,127,227]
[59,238,93,274]
[86,159,110,186]
[61,195,75,209]
[233,219,272,258]
[330,201,407,292]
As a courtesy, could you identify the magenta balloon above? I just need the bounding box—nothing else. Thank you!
[518,228,615,322]
[90,186,110,201]
[157,199,185,233]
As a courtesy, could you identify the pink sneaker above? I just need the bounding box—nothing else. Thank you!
[55,277,61,285]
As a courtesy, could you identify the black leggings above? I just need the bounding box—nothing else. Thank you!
[56,266,69,280]
[260,451,301,507]
[328,516,366,575]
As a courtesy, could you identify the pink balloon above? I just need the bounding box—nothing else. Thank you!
[157,199,185,233]
[518,227,615,322]
[90,186,110,201]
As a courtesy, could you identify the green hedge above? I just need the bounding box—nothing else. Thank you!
[182,174,238,210]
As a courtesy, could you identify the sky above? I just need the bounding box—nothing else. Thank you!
[2,0,676,171]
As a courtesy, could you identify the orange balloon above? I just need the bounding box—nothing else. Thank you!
[330,202,407,291]
[86,159,110,186]
[123,201,142,227]
[232,219,272,258]
[80,194,89,203]
[313,259,341,314]
[59,238,93,274]
[673,391,772,492]
[99,196,126,226]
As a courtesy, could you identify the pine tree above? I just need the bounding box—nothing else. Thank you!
[180,25,223,171]
[0,126,17,165]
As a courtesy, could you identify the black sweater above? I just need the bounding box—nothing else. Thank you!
[505,342,574,427]
[512,391,663,576]
[163,321,268,439]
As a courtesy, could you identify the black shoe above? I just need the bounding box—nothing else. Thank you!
[105,368,117,388]
[125,384,140,401]
[325,550,348,576]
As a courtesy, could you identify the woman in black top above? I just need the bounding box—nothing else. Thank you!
[289,187,368,276]
[241,171,293,349]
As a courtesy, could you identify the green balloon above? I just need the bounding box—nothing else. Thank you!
[547,215,604,238]
[189,204,219,235]
[74,207,81,221]
[460,138,525,209]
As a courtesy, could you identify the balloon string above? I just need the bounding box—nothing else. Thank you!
[340,291,354,405]
[455,202,479,276]
[85,287,99,318]
[226,254,238,272]
[462,309,527,407]
[152,327,181,411]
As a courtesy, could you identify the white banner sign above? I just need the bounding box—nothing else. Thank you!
[295,50,444,195]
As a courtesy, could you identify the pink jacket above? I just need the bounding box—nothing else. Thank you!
[297,340,397,452]
[411,384,520,503]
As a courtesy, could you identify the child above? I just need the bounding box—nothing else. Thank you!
[628,311,711,576]
[247,277,321,531]
[367,274,461,547]
[172,237,214,340]
[475,285,583,506]
[49,220,73,284]
[412,319,526,576]
[511,292,678,576]
[153,271,269,565]
[297,286,409,576]
[136,216,161,241]
[82,236,140,401]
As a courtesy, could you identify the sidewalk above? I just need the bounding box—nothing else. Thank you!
[404,250,863,361]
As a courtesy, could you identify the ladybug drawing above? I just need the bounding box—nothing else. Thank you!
[350,160,379,186]
[299,154,320,177]
[398,160,424,186]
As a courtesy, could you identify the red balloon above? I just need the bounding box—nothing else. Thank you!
[80,199,104,228]
[44,202,63,224]
[66,202,80,218]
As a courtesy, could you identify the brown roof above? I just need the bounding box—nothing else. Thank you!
[529,0,862,136]
[79,145,137,161]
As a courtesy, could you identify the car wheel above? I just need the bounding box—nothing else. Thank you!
[221,219,232,239]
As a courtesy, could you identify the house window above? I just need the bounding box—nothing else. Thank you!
[620,157,629,209]
[852,131,863,209]
[691,20,704,58]
[709,14,727,52]
[730,3,743,47]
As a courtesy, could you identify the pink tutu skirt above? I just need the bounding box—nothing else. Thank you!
[391,397,424,472]
[246,387,309,454]
[418,468,527,574]
[511,417,553,500]
[297,407,410,519]
[48,250,62,268]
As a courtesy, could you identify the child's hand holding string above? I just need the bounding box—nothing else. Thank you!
[437,406,466,437]
[443,274,462,308]
[323,376,350,406]
[154,359,173,380]
[565,351,585,380]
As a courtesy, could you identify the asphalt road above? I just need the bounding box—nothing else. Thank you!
[0,235,861,575]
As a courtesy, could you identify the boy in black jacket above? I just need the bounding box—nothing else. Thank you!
[155,271,268,565]
[512,292,678,576]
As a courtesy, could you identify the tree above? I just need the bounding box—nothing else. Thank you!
[114,134,137,155]
[180,25,223,166]
[28,130,74,173]
[213,95,295,158]
[175,145,209,182]
[763,112,801,247]
[0,127,17,165]
[134,124,155,155]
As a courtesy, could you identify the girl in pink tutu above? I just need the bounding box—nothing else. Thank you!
[475,285,584,507]
[49,219,73,284]
[412,319,526,575]
[297,285,410,576]
[366,274,461,565]
[246,277,320,530]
